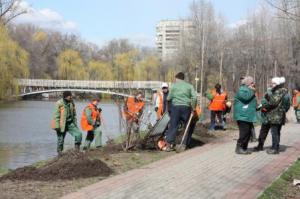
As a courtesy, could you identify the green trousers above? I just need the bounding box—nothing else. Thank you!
[94,127,103,147]
[84,127,103,149]
[56,122,82,153]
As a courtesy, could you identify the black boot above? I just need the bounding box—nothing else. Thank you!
[75,143,81,152]
[266,148,279,154]
[253,143,264,152]
[83,140,91,151]
[235,144,251,155]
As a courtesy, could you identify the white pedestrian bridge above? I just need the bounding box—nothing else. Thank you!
[17,79,164,97]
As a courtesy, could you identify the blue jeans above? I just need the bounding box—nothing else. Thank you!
[210,111,223,130]
[166,105,191,144]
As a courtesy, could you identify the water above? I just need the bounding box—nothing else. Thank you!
[0,100,156,169]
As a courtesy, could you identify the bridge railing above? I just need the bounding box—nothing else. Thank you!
[17,79,164,89]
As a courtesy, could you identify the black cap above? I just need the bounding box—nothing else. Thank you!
[215,83,221,90]
[92,98,100,102]
[63,91,72,98]
[175,72,184,80]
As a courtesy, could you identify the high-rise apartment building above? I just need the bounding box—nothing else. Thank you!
[156,20,194,61]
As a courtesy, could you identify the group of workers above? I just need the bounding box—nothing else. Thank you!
[51,91,103,155]
[50,72,299,156]
[123,72,200,152]
[157,72,199,152]
[50,72,200,155]
[234,76,292,155]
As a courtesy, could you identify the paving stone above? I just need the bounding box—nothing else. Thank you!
[62,123,300,199]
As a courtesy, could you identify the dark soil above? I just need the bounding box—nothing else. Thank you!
[102,141,123,153]
[0,121,236,199]
[0,151,112,181]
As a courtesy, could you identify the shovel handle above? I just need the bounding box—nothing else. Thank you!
[180,112,194,145]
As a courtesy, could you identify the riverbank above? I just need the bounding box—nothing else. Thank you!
[0,124,236,199]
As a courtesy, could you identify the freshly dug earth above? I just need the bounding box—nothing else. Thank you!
[102,141,123,153]
[0,123,236,199]
[0,151,112,181]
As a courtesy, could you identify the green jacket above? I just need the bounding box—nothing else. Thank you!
[260,90,290,124]
[167,80,197,108]
[263,87,289,125]
[233,85,257,123]
[51,99,77,132]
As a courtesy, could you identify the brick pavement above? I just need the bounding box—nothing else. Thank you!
[62,123,300,199]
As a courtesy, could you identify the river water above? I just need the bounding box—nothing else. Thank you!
[0,100,156,169]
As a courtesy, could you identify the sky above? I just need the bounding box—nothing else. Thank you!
[15,0,260,47]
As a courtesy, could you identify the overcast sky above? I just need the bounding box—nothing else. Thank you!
[14,0,260,47]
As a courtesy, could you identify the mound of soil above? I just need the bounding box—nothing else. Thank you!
[102,142,123,153]
[0,151,113,181]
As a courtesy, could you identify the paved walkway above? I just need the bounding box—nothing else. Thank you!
[62,123,300,199]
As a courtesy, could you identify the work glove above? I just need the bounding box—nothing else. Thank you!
[154,107,158,112]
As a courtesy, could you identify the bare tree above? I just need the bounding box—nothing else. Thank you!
[0,0,27,25]
[265,0,300,21]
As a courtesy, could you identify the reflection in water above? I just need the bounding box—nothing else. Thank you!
[0,100,156,169]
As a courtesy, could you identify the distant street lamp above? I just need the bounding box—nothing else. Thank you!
[195,64,199,92]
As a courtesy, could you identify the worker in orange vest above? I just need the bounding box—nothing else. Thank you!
[206,83,227,131]
[155,82,169,120]
[81,98,102,150]
[123,92,145,135]
[292,89,300,123]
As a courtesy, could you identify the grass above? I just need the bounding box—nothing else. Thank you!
[111,130,149,144]
[259,159,300,199]
[32,159,51,168]
[0,167,10,176]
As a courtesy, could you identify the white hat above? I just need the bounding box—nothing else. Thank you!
[271,77,281,86]
[161,82,168,88]
[279,77,286,85]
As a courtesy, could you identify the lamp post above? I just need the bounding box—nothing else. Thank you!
[195,64,199,92]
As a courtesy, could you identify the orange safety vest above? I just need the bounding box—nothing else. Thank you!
[80,103,100,131]
[292,93,300,109]
[209,90,227,111]
[156,91,164,119]
[124,97,145,119]
[50,106,65,130]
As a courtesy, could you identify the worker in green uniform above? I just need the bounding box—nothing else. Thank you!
[51,91,82,155]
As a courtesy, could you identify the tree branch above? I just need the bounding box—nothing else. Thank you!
[265,0,300,19]
[3,9,26,25]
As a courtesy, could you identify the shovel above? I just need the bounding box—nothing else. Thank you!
[176,112,194,153]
